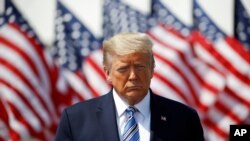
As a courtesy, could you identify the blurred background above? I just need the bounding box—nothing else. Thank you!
[0,0,249,141]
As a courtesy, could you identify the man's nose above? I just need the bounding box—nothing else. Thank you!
[128,68,138,80]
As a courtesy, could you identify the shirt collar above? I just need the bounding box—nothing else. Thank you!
[113,89,150,119]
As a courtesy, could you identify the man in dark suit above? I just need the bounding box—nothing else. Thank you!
[54,32,204,141]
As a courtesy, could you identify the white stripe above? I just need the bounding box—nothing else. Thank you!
[0,43,44,91]
[206,91,249,134]
[88,49,104,67]
[155,57,190,94]
[63,70,94,100]
[0,44,56,121]
[84,49,110,95]
[0,45,54,125]
[227,74,250,101]
[0,85,42,132]
[152,35,202,96]
[150,26,191,53]
[205,127,225,141]
[0,65,51,125]
[1,97,30,138]
[0,118,9,140]
[216,39,250,74]
[197,66,225,91]
[206,106,235,133]
[43,48,55,69]
[83,61,110,95]
[152,41,202,105]
[220,93,249,120]
[151,77,186,104]
[1,30,58,122]
[193,43,225,70]
[154,58,192,103]
[199,89,218,108]
[0,25,51,95]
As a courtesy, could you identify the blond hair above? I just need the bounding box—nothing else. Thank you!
[103,32,154,70]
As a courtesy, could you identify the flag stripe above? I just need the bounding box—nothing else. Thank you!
[203,117,227,138]
[6,102,46,140]
[149,28,203,107]
[0,64,51,123]
[83,49,111,96]
[0,36,40,77]
[153,53,194,105]
[0,79,47,128]
[0,45,52,118]
[65,70,95,100]
[225,38,250,63]
[2,24,52,94]
[1,24,60,123]
[193,32,250,84]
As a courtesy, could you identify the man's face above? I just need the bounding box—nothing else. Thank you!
[105,52,154,105]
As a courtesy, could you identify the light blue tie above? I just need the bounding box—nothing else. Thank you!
[122,106,140,141]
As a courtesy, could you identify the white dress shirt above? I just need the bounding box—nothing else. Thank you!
[113,89,151,141]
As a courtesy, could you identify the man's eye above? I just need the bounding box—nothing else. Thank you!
[117,67,128,73]
[136,65,146,70]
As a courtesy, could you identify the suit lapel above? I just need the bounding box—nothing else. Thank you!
[150,93,169,141]
[95,92,120,141]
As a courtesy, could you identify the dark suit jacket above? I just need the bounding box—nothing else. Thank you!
[54,90,204,141]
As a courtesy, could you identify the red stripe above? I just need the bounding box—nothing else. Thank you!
[225,86,250,109]
[0,100,21,141]
[0,100,9,127]
[160,24,191,42]
[148,31,203,107]
[84,54,106,80]
[4,24,59,121]
[203,118,228,138]
[48,66,62,117]
[149,28,225,113]
[0,79,47,128]
[226,37,250,63]
[153,52,195,105]
[0,58,53,122]
[7,102,46,140]
[192,32,250,85]
[153,72,190,104]
[214,101,242,123]
[75,71,100,98]
[10,23,53,90]
[9,130,21,141]
[0,36,39,78]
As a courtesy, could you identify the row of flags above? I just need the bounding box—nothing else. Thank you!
[0,0,249,140]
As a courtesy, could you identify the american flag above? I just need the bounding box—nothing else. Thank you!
[192,0,250,140]
[1,0,250,140]
[52,0,110,102]
[0,0,73,140]
[235,0,250,51]
[103,0,150,39]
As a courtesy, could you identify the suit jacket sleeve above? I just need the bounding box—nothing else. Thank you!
[187,109,204,141]
[54,109,73,141]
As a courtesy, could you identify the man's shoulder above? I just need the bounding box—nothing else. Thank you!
[152,94,197,114]
[64,93,109,115]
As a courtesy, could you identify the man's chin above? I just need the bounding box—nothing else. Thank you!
[126,89,147,97]
[124,92,146,105]
[126,89,141,95]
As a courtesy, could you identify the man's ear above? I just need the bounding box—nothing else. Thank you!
[104,67,112,83]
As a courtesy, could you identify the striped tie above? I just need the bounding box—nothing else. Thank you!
[122,106,140,141]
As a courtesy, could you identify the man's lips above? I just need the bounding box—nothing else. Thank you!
[126,86,142,90]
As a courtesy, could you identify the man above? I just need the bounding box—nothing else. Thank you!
[54,32,204,141]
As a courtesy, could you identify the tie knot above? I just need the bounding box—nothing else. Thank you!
[126,106,137,116]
